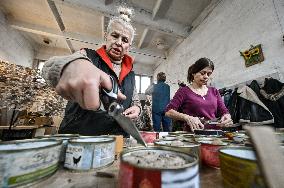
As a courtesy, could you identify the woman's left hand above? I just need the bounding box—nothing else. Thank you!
[218,114,233,127]
[123,106,140,120]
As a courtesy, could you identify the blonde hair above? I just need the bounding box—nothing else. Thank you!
[107,6,135,43]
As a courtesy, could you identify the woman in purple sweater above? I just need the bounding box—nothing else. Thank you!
[165,58,233,132]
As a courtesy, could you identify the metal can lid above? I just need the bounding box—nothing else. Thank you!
[69,136,115,144]
[0,139,62,153]
[121,146,198,170]
[219,147,256,161]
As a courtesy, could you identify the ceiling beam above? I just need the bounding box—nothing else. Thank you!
[8,18,103,45]
[9,19,62,38]
[191,0,221,33]
[47,0,65,31]
[47,0,74,53]
[137,28,154,49]
[8,18,165,59]
[65,39,75,53]
[52,0,189,38]
[152,0,173,20]
[102,16,110,36]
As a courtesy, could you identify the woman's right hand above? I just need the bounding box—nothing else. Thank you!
[183,115,204,132]
[55,59,126,110]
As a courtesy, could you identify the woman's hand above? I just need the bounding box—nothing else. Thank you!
[218,114,233,127]
[184,115,204,132]
[56,59,126,110]
[123,106,140,120]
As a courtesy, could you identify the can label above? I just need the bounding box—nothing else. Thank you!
[64,145,85,169]
[65,142,115,170]
[0,156,5,187]
[201,144,220,167]
[93,143,115,168]
[120,158,199,188]
[0,145,61,187]
[140,132,159,143]
[162,165,199,188]
[220,153,265,187]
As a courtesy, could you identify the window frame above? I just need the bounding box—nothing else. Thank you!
[135,74,152,94]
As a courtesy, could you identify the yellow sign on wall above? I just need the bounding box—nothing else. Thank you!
[240,44,264,67]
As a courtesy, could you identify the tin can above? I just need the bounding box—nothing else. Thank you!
[275,132,284,143]
[181,134,195,142]
[154,140,200,160]
[0,139,62,188]
[139,131,159,143]
[36,134,79,163]
[219,147,265,188]
[168,131,189,136]
[161,135,178,141]
[64,136,115,171]
[198,139,227,168]
[194,129,223,136]
[50,134,79,163]
[119,147,199,188]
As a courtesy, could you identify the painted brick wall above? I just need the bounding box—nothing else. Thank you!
[155,0,284,97]
[0,11,35,67]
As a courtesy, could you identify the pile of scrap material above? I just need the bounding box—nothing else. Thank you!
[0,60,67,117]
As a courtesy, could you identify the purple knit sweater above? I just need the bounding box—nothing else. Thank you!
[166,86,229,128]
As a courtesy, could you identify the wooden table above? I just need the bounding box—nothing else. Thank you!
[0,125,56,140]
[30,160,223,188]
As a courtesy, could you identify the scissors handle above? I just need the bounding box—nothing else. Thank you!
[100,76,119,111]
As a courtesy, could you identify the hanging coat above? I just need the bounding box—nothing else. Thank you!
[228,85,274,124]
[260,78,284,128]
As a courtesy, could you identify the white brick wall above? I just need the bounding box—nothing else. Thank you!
[0,11,35,67]
[155,0,284,97]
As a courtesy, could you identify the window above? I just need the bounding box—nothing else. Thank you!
[135,75,152,93]
[37,61,45,73]
[36,60,46,83]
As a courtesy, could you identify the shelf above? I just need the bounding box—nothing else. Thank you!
[0,125,43,130]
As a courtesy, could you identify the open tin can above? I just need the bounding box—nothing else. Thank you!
[119,147,199,188]
[219,147,265,188]
[0,139,62,187]
[198,138,228,168]
[154,140,200,160]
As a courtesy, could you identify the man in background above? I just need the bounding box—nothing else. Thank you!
[146,72,171,132]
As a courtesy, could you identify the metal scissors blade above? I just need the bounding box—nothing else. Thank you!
[100,76,147,147]
[108,102,147,147]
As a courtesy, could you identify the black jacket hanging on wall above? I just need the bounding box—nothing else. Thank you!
[228,85,274,124]
[260,78,284,128]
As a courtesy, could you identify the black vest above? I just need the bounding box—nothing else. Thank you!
[58,49,135,136]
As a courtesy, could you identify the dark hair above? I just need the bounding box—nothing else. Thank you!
[157,72,166,82]
[187,58,214,83]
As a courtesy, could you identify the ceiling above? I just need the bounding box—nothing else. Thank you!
[0,0,212,69]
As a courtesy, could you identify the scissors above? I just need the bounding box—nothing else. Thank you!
[100,76,147,147]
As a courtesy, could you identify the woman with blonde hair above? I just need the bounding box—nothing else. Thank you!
[42,6,141,136]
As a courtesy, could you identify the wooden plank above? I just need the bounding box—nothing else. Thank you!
[247,126,284,188]
[29,159,223,188]
[0,125,42,130]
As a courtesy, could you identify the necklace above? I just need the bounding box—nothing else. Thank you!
[190,84,207,100]
[112,63,121,77]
